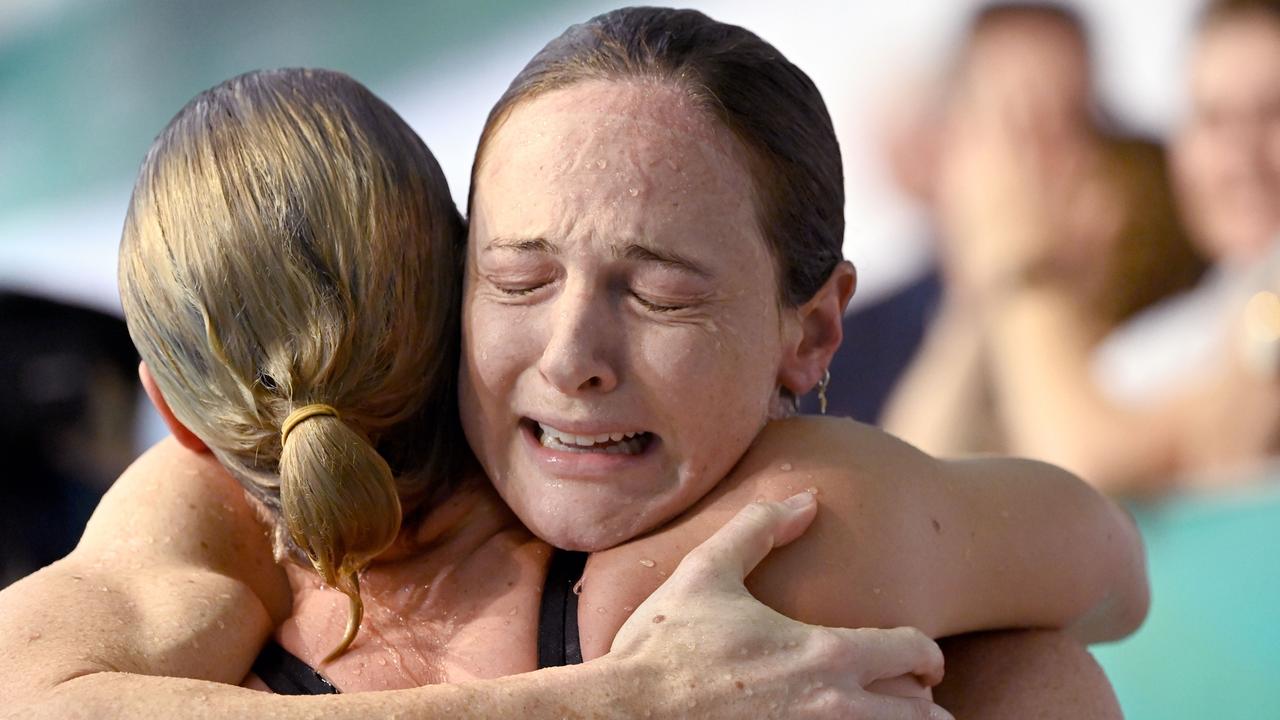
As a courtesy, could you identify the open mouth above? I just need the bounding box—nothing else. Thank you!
[527,419,655,456]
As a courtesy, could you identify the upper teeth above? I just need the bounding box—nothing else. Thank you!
[538,423,640,447]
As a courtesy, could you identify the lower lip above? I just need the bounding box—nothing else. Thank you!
[520,422,661,479]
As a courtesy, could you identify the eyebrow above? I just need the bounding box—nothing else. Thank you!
[616,243,712,278]
[484,237,559,254]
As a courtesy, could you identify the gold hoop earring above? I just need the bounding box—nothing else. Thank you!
[817,369,830,415]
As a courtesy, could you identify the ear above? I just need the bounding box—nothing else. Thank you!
[139,361,210,454]
[777,261,857,396]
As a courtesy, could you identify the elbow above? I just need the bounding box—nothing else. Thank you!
[1103,502,1151,640]
[1023,459,1152,642]
[1073,483,1152,643]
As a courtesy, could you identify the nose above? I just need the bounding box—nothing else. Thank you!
[537,282,620,395]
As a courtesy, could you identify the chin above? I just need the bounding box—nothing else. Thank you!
[519,501,660,552]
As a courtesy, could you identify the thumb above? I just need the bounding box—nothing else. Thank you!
[679,493,818,585]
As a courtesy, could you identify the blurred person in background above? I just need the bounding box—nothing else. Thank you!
[0,292,138,586]
[896,0,1280,496]
[817,1,1206,425]
[882,1,1219,494]
[1082,4,1280,714]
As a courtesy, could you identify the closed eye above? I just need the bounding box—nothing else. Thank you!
[631,292,689,313]
[498,284,543,296]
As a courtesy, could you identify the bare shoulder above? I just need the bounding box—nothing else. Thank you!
[77,437,286,593]
[579,417,945,658]
[0,438,289,697]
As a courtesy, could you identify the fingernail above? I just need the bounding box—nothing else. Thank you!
[782,492,815,509]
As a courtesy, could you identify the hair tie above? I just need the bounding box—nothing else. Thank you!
[281,404,340,445]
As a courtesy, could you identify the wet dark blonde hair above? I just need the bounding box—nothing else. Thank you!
[119,68,465,659]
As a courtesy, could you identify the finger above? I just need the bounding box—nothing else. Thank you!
[845,627,946,688]
[855,694,955,720]
[679,493,818,584]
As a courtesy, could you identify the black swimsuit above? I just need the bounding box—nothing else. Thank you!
[251,549,589,695]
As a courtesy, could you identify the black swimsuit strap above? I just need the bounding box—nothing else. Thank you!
[538,549,588,668]
[251,639,338,695]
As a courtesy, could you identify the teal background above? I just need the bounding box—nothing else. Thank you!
[1094,485,1280,719]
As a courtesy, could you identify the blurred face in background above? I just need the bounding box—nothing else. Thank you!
[1174,11,1280,266]
[953,14,1092,135]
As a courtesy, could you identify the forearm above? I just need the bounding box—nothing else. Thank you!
[882,303,995,456]
[934,630,1122,719]
[986,287,1176,493]
[925,456,1149,643]
[14,659,650,720]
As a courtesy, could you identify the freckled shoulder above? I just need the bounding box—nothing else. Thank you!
[0,438,291,696]
[578,417,945,659]
[78,437,291,619]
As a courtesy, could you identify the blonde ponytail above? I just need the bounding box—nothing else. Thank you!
[119,69,467,660]
[279,409,402,660]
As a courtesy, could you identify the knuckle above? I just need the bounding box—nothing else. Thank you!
[736,500,780,529]
[808,628,850,664]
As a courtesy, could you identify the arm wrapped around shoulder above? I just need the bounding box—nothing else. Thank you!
[716,417,1150,644]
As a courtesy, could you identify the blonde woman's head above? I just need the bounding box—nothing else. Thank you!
[119,68,465,659]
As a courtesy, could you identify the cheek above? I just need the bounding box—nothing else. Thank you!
[634,312,781,444]
[464,301,538,388]
[459,299,545,453]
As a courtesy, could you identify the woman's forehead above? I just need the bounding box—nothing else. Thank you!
[471,79,760,246]
[478,81,749,189]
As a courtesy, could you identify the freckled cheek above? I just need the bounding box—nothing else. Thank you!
[464,303,544,393]
[631,323,775,437]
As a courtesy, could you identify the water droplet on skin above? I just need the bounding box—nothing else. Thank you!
[628,187,639,197]
[873,587,882,595]
[779,463,793,472]
[27,632,41,642]
[596,159,608,169]
[508,607,518,616]
[377,658,387,666]
[622,606,633,613]
[572,579,584,596]
[638,558,656,568]
[596,606,606,614]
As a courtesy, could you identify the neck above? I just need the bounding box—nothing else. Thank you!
[373,472,518,565]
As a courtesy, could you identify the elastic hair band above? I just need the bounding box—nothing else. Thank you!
[281,404,341,446]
